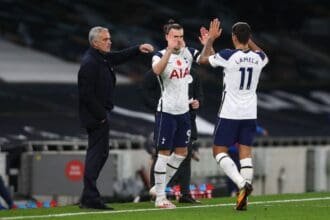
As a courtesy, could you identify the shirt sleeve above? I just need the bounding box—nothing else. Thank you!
[256,51,269,67]
[152,56,161,68]
[208,49,233,68]
[152,51,163,68]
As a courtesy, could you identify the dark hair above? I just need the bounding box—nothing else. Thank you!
[163,19,183,34]
[232,22,251,44]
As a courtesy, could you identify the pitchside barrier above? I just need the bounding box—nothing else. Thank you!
[6,136,330,203]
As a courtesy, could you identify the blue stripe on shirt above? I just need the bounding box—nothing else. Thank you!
[218,49,238,60]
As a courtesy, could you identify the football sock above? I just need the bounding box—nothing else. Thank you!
[240,158,254,184]
[166,153,186,184]
[154,154,169,198]
[215,153,246,189]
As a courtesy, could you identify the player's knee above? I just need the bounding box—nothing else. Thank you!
[174,147,188,157]
[239,154,252,160]
[212,145,228,158]
[177,151,188,158]
[239,145,252,159]
[158,150,171,156]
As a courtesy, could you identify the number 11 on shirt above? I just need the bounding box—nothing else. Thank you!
[239,67,253,90]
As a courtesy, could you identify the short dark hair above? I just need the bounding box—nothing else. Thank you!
[232,22,251,44]
[163,19,183,34]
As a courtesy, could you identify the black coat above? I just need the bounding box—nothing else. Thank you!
[78,46,140,130]
[141,69,204,141]
[188,70,204,141]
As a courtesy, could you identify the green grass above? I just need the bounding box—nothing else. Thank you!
[1,192,330,220]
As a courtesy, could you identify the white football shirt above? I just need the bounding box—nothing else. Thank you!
[152,47,199,115]
[208,49,268,119]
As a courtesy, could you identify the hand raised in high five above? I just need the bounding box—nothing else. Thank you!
[199,26,209,46]
[208,18,222,41]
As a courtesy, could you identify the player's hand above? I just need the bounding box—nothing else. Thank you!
[139,44,154,53]
[190,99,200,109]
[167,39,180,51]
[208,18,222,41]
[199,26,209,45]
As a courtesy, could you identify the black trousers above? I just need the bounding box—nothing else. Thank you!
[81,121,110,203]
[150,142,194,196]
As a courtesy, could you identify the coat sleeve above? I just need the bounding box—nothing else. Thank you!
[78,61,107,120]
[191,70,204,107]
[106,45,141,66]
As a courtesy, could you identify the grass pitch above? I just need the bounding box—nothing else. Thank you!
[0,192,329,220]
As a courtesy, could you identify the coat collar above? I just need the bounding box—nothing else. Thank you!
[88,47,108,62]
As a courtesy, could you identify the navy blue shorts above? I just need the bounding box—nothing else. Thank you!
[154,111,191,150]
[213,118,257,147]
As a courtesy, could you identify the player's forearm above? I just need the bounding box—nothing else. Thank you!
[152,49,172,75]
[248,39,263,52]
[210,47,215,55]
[198,38,214,65]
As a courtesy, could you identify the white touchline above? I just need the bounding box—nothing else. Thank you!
[2,197,330,220]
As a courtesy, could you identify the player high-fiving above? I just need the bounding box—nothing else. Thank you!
[199,18,269,211]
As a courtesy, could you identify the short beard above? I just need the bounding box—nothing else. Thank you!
[173,47,181,54]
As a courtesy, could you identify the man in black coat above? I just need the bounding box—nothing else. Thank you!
[141,68,204,203]
[78,26,153,210]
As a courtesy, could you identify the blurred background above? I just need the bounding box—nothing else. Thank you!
[0,0,329,207]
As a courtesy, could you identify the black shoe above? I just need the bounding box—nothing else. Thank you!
[79,201,114,210]
[236,182,253,211]
[179,195,201,204]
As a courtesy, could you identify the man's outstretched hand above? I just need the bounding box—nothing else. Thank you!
[139,44,154,53]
